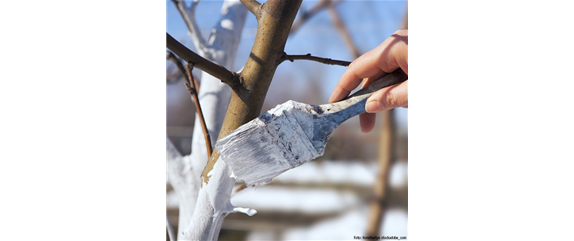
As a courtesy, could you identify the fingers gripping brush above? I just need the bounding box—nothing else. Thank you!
[215,69,408,187]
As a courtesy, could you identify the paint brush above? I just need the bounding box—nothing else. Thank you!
[215,69,408,187]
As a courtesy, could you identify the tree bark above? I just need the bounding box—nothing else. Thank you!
[167,1,247,240]
[201,0,303,186]
[183,1,303,240]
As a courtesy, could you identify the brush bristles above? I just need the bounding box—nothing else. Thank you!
[215,101,321,187]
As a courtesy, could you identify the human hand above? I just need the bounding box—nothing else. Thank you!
[329,29,408,133]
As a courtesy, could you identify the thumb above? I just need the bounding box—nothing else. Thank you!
[365,80,408,113]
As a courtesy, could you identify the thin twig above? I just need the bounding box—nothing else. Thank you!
[166,72,201,89]
[327,3,361,58]
[240,0,261,19]
[167,51,190,84]
[281,53,351,66]
[185,63,213,159]
[167,33,240,91]
[167,51,200,89]
[171,0,207,53]
[166,214,175,241]
[290,0,331,34]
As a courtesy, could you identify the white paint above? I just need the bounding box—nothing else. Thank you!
[185,159,257,241]
[216,101,322,187]
[232,207,257,216]
[166,138,198,236]
[216,90,377,188]
[167,0,248,240]
[221,19,234,30]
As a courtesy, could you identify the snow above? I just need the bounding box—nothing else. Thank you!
[236,158,407,189]
[278,207,408,240]
[232,186,359,214]
[170,160,408,211]
[273,160,378,186]
[228,160,398,213]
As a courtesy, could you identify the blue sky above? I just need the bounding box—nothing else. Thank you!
[167,0,408,131]
[166,0,404,102]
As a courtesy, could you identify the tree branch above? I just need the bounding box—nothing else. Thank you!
[166,138,199,241]
[167,51,201,88]
[171,0,207,53]
[166,51,190,84]
[185,63,213,159]
[281,52,351,66]
[171,1,248,240]
[166,33,240,91]
[327,3,361,58]
[240,0,261,19]
[200,0,303,185]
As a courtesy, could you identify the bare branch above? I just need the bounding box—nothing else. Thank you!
[240,0,261,19]
[167,51,200,89]
[281,52,351,66]
[290,0,330,34]
[166,51,190,84]
[327,3,361,58]
[166,33,240,91]
[185,64,213,159]
[171,0,207,53]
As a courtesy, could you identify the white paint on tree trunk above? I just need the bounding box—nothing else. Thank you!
[189,0,247,183]
[166,138,198,236]
[167,0,248,240]
[220,19,234,30]
[184,159,257,240]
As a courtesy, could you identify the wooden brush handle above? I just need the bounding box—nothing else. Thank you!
[317,68,408,125]
[344,68,408,100]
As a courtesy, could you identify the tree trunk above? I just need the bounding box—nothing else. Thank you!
[167,1,247,240]
[183,1,303,240]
